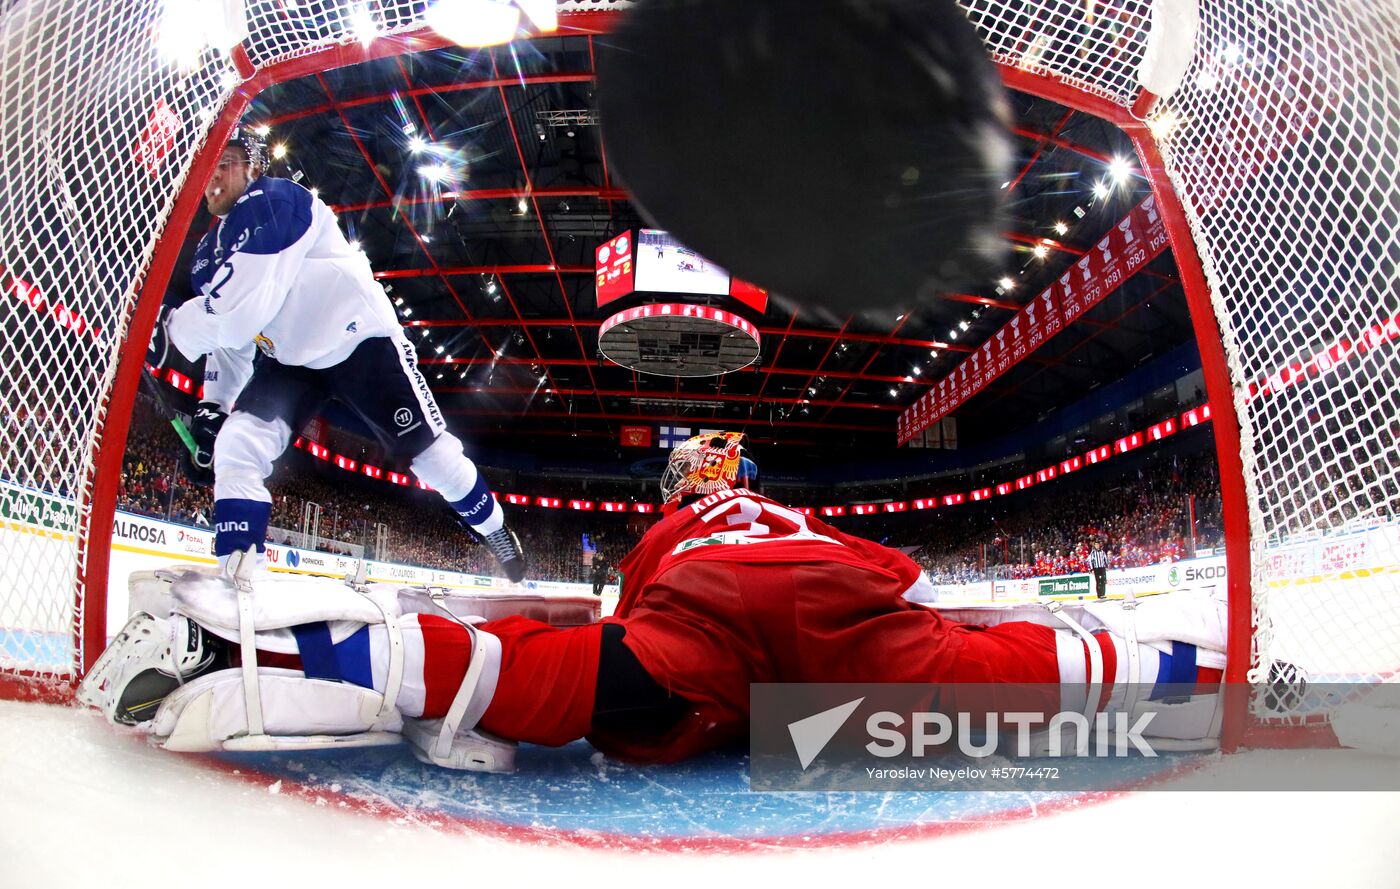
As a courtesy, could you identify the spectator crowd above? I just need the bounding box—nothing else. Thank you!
[110,395,1226,587]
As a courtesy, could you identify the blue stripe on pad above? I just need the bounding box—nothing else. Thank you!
[1150,641,1199,701]
[289,623,373,689]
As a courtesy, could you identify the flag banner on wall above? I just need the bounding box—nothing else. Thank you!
[897,196,1169,445]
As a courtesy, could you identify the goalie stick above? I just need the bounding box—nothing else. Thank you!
[138,365,199,459]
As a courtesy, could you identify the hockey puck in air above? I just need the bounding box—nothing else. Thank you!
[597,0,1013,316]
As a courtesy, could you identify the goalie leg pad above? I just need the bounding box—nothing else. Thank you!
[151,667,404,753]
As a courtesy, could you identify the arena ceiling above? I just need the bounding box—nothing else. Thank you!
[173,16,1195,458]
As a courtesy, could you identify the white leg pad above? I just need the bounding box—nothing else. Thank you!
[151,668,403,753]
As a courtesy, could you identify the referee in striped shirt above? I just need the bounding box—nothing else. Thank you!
[1089,539,1110,599]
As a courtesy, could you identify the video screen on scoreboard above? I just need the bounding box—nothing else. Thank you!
[594,229,769,313]
[633,229,732,296]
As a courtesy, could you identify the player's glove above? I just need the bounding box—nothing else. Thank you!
[181,401,226,486]
[147,304,175,370]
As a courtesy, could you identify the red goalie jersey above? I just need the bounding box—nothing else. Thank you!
[592,488,1066,763]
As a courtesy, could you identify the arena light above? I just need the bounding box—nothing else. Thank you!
[418,162,453,183]
[408,135,428,154]
[514,0,557,31]
[1108,156,1133,186]
[1053,221,1068,236]
[156,0,246,68]
[1033,244,1049,259]
[1092,180,1110,199]
[1148,110,1181,141]
[425,0,522,48]
[271,143,287,160]
[349,2,379,48]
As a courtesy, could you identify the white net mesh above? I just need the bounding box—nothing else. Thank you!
[0,0,1396,739]
[1148,0,1400,729]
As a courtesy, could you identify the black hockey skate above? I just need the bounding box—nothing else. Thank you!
[481,525,528,584]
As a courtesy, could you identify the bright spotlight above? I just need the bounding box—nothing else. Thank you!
[349,3,379,48]
[998,277,1015,291]
[1033,244,1049,260]
[271,143,288,160]
[425,0,522,48]
[408,135,428,154]
[1092,181,1109,199]
[418,162,453,184]
[1053,221,1068,236]
[1108,156,1133,185]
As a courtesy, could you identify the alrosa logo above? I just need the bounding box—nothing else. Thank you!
[113,520,167,545]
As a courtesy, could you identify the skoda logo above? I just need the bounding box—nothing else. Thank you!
[394,408,413,427]
[1168,566,1180,586]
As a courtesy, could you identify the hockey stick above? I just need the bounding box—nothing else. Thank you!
[139,366,199,459]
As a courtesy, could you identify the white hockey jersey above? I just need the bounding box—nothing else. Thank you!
[168,176,401,375]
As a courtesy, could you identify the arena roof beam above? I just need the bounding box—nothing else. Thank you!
[314,71,501,361]
[492,49,609,423]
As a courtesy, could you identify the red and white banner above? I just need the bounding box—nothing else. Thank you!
[897,196,1169,444]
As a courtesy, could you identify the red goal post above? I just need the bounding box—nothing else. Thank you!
[1,1,1395,751]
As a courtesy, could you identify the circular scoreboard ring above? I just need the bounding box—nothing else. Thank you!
[598,303,760,377]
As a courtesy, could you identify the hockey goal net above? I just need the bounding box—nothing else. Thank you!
[1,0,1396,747]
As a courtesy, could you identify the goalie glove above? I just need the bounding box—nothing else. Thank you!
[146,304,175,370]
[182,402,226,486]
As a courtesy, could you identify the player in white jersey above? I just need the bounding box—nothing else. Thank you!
[146,129,526,582]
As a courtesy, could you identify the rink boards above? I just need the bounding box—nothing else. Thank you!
[0,480,613,671]
[2,479,1396,679]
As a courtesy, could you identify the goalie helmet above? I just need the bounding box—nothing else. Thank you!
[224,124,268,172]
[660,431,758,505]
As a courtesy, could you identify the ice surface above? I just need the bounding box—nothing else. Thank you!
[3,699,1399,888]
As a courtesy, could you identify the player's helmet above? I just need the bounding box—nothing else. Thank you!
[660,431,759,505]
[225,124,268,172]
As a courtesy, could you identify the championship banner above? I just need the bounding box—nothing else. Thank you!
[897,196,1169,445]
